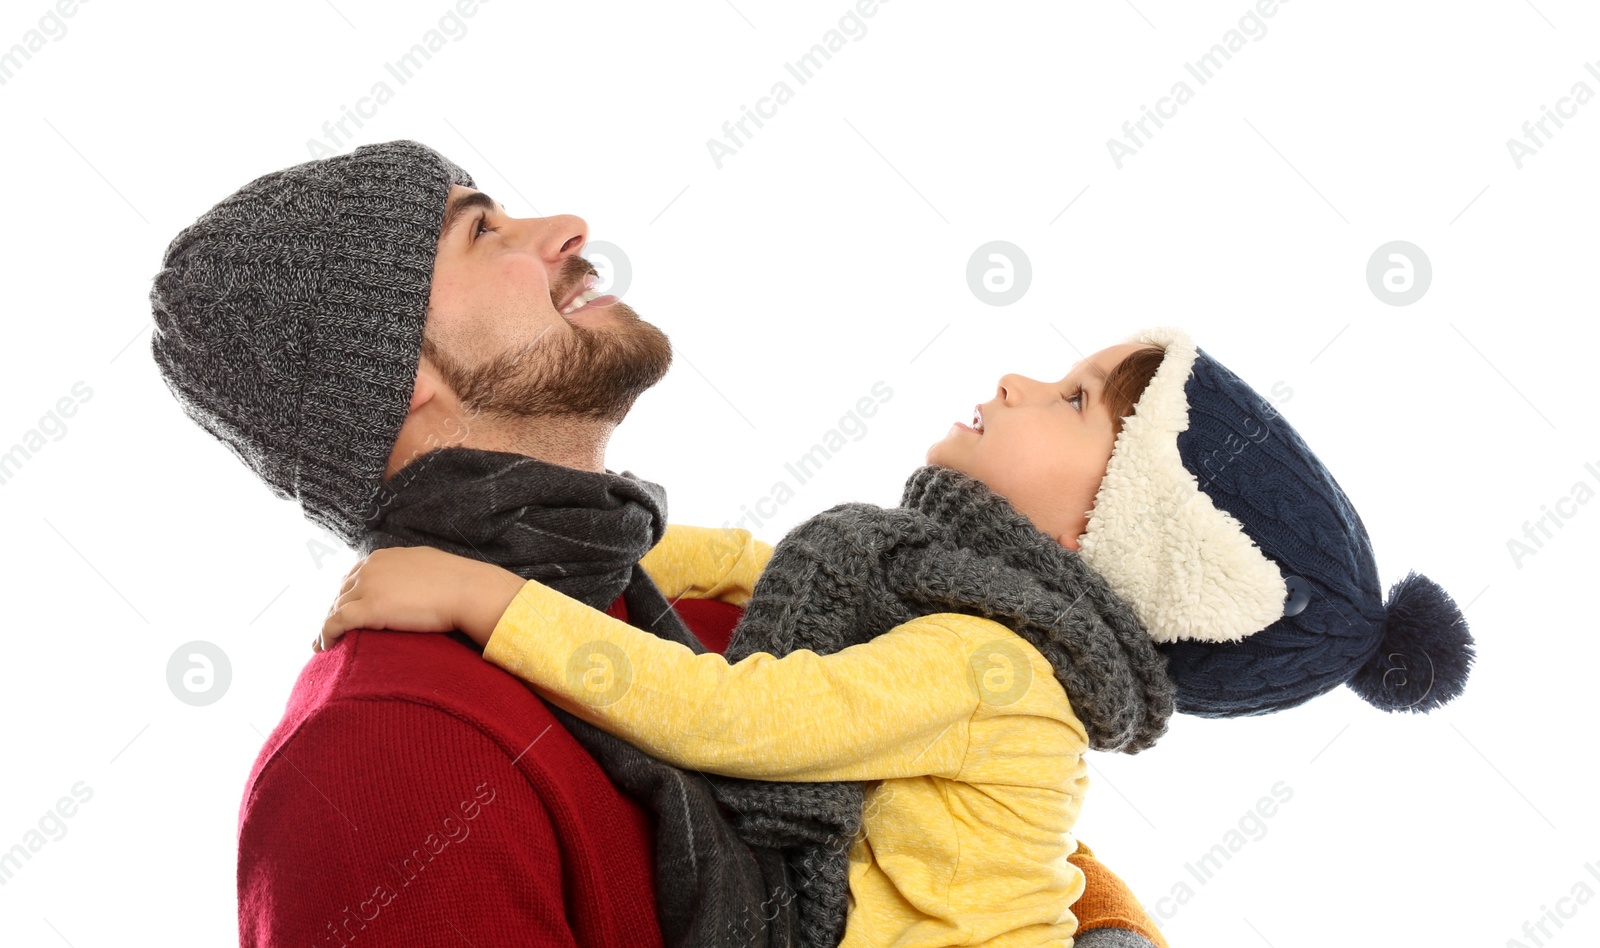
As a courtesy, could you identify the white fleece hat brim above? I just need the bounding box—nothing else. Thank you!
[1075,326,1288,644]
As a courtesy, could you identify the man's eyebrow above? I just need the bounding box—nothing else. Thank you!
[439,191,503,244]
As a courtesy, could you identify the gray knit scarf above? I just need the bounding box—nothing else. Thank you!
[362,448,1174,948]
[703,462,1176,945]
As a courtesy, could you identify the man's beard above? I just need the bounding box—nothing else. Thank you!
[421,301,673,426]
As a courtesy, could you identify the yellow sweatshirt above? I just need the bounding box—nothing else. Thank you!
[482,524,1093,948]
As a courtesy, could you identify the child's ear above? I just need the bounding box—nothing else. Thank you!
[1056,531,1081,552]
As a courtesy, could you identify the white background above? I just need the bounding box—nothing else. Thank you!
[1,1,1595,945]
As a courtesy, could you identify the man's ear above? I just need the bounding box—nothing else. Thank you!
[408,357,441,414]
[1056,531,1081,552]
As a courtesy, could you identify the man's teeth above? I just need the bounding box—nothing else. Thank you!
[561,287,603,314]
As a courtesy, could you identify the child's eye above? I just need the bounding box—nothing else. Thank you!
[1065,386,1085,411]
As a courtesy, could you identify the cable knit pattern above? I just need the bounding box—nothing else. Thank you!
[1086,326,1475,717]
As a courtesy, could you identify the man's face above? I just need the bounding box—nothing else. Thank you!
[420,185,672,424]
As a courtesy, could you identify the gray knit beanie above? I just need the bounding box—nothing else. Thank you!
[149,140,476,549]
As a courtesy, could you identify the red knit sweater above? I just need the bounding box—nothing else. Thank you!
[237,593,742,947]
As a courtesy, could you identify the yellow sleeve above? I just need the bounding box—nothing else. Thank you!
[481,578,977,782]
[638,524,774,607]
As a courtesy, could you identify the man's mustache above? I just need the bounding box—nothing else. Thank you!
[551,256,600,309]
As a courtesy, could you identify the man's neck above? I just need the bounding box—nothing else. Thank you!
[456,415,614,472]
[388,416,614,480]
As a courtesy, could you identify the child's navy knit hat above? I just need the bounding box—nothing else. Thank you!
[1076,326,1475,717]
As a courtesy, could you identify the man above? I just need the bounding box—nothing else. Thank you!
[148,139,1166,947]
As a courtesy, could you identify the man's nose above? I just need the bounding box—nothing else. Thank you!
[519,213,588,261]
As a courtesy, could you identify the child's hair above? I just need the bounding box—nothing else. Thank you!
[1100,345,1167,438]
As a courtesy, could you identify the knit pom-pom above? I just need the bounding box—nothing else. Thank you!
[1346,570,1475,713]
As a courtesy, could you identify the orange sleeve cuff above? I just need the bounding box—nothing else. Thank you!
[1068,840,1170,948]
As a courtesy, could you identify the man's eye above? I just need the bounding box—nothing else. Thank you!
[474,213,496,240]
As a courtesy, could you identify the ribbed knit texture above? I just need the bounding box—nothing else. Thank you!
[150,140,475,549]
[238,623,669,946]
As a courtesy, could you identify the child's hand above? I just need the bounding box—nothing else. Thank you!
[316,547,526,653]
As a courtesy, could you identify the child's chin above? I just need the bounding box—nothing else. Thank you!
[924,444,966,474]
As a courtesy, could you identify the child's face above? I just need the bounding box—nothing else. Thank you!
[924,342,1151,551]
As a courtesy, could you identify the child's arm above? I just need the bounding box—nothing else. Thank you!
[315,527,775,654]
[318,544,981,782]
[637,524,773,607]
[318,545,522,652]
[479,574,981,782]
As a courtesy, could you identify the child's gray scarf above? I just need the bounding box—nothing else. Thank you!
[363,449,1173,948]
[704,462,1175,946]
